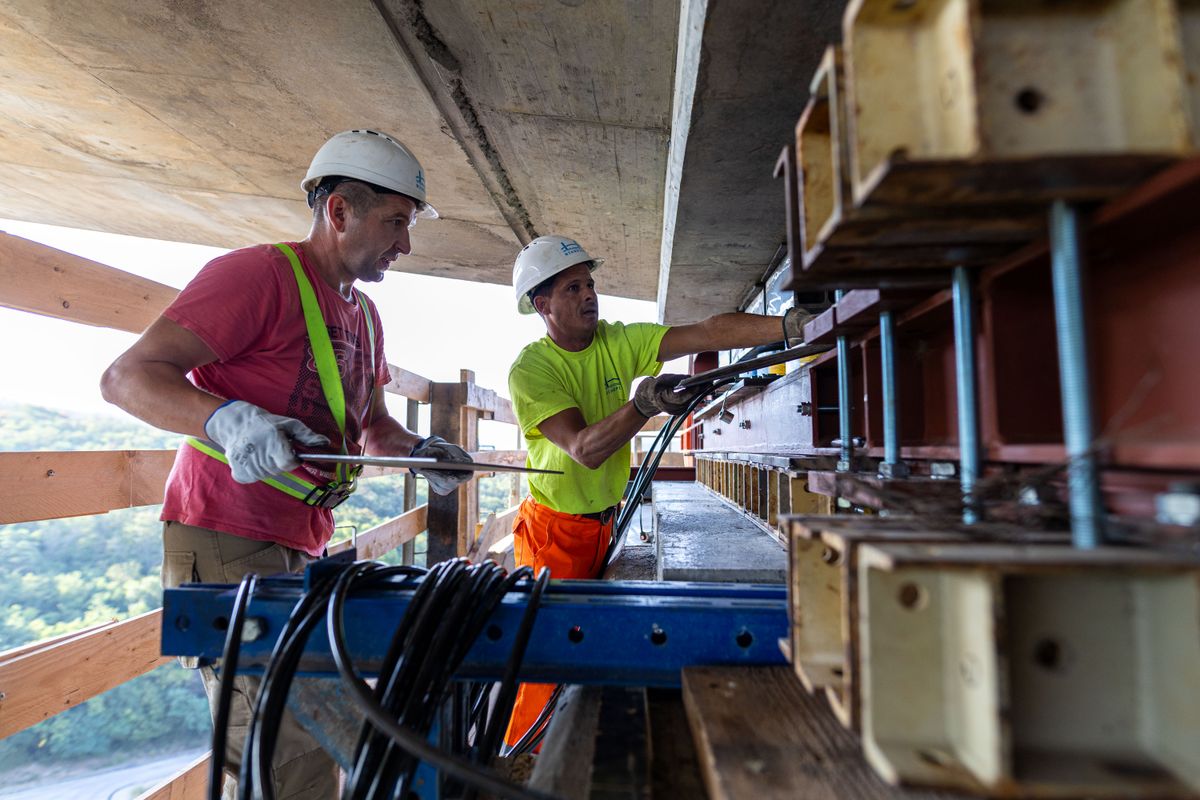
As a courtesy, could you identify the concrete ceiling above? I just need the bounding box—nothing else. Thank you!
[658,0,845,323]
[0,0,842,317]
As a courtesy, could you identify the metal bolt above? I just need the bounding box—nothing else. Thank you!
[1156,484,1200,527]
[738,419,752,430]
[241,617,267,643]
[45,469,55,478]
[796,402,813,416]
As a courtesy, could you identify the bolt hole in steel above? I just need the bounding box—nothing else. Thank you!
[897,582,928,610]
[820,546,842,565]
[735,630,754,649]
[175,615,190,632]
[650,626,668,646]
[567,625,584,644]
[831,666,844,678]
[485,624,502,642]
[1015,87,1045,114]
[1033,637,1063,671]
[213,616,229,631]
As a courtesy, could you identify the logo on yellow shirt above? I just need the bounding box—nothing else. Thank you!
[604,377,621,395]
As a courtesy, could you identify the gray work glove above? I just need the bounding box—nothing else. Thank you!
[782,306,814,347]
[411,435,473,496]
[633,374,708,417]
[204,400,329,484]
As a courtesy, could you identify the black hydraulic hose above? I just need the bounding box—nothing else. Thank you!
[327,563,559,800]
[208,573,257,800]
[472,568,547,773]
[604,382,730,567]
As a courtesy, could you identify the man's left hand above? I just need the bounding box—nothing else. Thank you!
[411,435,473,495]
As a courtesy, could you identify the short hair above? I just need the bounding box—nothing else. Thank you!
[310,177,385,221]
[528,273,559,313]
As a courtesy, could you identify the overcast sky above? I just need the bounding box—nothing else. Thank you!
[0,218,676,447]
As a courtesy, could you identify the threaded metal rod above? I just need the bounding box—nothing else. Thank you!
[880,310,901,467]
[835,290,852,471]
[1050,201,1103,548]
[952,267,981,524]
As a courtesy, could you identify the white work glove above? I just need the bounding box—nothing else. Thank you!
[410,435,473,496]
[633,374,708,417]
[204,400,329,484]
[782,306,814,347]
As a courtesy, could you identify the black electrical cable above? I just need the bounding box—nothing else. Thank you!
[504,683,563,757]
[239,563,421,800]
[604,382,731,568]
[208,573,257,800]
[327,561,559,800]
[471,567,547,782]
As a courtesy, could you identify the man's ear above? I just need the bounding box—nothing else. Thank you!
[325,194,350,233]
[532,293,550,317]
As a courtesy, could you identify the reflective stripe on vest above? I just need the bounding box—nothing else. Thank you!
[185,242,377,504]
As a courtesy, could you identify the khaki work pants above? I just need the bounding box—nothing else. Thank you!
[162,520,339,800]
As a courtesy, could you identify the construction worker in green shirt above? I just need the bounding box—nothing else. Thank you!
[503,234,811,746]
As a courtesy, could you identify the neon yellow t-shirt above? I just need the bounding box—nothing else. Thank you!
[508,320,669,514]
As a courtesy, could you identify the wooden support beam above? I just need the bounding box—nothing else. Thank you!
[2,449,177,524]
[328,504,427,561]
[0,609,171,738]
[467,504,519,562]
[384,364,433,404]
[0,232,177,333]
[135,752,210,800]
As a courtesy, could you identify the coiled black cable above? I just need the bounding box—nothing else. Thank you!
[208,573,257,800]
[328,561,557,800]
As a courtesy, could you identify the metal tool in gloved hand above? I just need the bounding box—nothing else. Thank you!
[409,435,474,495]
[632,373,712,417]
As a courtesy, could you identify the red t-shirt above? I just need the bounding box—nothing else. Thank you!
[160,242,390,556]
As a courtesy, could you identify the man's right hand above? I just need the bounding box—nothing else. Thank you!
[633,374,707,417]
[204,400,330,484]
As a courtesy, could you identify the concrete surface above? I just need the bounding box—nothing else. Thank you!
[659,0,845,323]
[652,480,786,582]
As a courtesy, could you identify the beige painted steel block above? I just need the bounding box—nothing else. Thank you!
[794,46,1041,278]
[843,0,1193,207]
[859,543,1200,797]
[786,516,968,730]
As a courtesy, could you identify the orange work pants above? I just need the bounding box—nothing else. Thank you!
[504,497,613,747]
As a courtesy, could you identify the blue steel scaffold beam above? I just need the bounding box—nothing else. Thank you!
[162,574,789,688]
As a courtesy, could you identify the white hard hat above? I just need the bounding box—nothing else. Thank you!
[513,235,604,314]
[302,129,437,219]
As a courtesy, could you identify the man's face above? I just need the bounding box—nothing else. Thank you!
[536,262,599,336]
[340,194,419,283]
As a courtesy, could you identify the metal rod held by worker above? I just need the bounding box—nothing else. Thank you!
[1049,200,1104,548]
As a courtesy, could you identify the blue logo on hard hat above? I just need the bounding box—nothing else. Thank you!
[415,169,425,192]
[560,241,582,257]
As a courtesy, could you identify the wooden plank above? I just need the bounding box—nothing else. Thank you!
[328,504,427,561]
[0,620,123,663]
[2,449,177,524]
[0,232,177,333]
[681,666,953,799]
[383,364,433,403]
[135,752,210,800]
[467,504,519,562]
[0,609,171,738]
